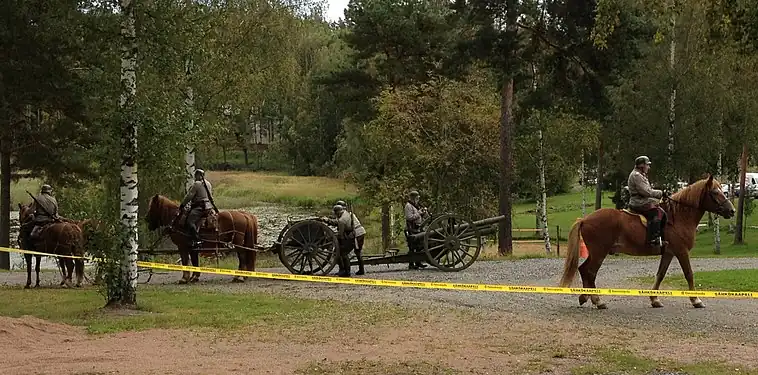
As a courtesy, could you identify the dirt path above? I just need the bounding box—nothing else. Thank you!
[2,257,758,374]
[1,306,757,375]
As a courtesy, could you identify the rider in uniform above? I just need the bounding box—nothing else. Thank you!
[29,184,59,243]
[627,156,669,253]
[179,169,214,247]
[404,190,428,269]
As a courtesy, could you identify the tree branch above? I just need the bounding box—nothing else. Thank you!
[516,22,597,80]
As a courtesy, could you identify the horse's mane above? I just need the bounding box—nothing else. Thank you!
[148,194,180,227]
[666,177,720,216]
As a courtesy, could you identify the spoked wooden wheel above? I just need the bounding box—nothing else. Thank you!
[278,220,338,275]
[423,214,482,272]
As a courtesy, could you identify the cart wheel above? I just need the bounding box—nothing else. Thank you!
[423,214,482,272]
[279,220,338,275]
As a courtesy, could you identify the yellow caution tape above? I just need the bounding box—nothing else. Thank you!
[2,246,757,299]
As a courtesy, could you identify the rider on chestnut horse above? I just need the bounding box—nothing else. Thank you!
[179,169,215,248]
[28,184,60,243]
[627,156,670,253]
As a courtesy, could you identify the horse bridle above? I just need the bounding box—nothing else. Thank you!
[666,185,730,215]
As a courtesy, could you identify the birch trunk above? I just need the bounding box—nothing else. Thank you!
[538,130,551,254]
[119,0,138,305]
[184,57,196,192]
[581,151,586,217]
[714,151,721,254]
[667,6,677,181]
[734,143,748,244]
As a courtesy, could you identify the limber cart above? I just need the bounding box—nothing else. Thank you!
[269,213,506,275]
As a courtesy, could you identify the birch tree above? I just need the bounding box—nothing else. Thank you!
[119,0,138,306]
[184,57,196,192]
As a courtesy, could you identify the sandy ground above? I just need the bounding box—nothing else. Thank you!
[3,254,758,374]
[2,306,757,375]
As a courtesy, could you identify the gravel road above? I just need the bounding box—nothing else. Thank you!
[3,256,758,342]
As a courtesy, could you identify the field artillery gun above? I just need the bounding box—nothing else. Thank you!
[270,213,506,275]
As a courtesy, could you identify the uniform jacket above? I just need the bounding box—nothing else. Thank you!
[181,179,213,210]
[404,201,424,231]
[627,169,663,209]
[32,193,58,223]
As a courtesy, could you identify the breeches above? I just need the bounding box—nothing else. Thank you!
[186,207,205,232]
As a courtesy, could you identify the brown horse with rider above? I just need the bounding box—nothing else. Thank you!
[559,157,735,309]
[17,185,86,288]
[145,183,259,284]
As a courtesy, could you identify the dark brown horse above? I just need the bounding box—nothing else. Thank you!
[145,194,259,283]
[17,203,86,288]
[559,176,735,309]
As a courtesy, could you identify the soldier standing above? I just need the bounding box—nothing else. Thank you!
[325,204,366,277]
[404,190,428,269]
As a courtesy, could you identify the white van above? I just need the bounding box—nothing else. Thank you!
[731,173,758,198]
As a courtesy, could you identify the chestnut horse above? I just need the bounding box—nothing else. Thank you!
[559,176,735,309]
[17,203,86,288]
[145,194,259,283]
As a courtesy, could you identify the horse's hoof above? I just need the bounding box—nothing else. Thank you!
[578,294,589,306]
[24,285,31,289]
[231,278,245,283]
[189,278,199,283]
[75,284,82,288]
[596,303,607,310]
[651,301,664,308]
[693,301,706,308]
[178,279,189,285]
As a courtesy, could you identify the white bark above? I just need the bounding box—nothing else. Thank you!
[714,151,722,254]
[538,130,551,254]
[667,7,677,174]
[184,57,196,193]
[119,0,138,303]
[581,151,586,217]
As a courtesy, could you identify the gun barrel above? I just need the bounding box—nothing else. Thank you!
[409,215,506,240]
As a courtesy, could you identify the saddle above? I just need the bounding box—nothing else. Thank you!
[621,209,649,227]
[177,209,219,232]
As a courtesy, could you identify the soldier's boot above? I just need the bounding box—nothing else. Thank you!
[355,250,365,276]
[337,254,351,277]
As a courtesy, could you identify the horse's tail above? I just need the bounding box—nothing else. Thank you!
[72,224,86,284]
[559,218,584,288]
[244,213,258,270]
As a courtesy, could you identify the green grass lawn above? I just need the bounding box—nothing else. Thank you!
[0,284,406,335]
[573,348,757,375]
[208,170,359,208]
[3,177,42,207]
[635,269,758,292]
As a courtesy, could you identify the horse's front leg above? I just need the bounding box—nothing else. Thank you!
[650,252,674,308]
[34,255,41,287]
[676,251,704,308]
[64,258,74,288]
[57,258,68,287]
[232,248,246,283]
[24,254,32,289]
[179,248,191,284]
[189,247,200,282]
